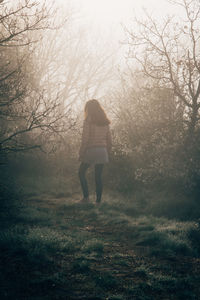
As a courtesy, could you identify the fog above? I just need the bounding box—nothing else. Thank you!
[1,0,200,298]
[45,0,186,101]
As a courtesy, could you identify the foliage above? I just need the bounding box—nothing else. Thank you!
[107,0,200,201]
[0,0,62,155]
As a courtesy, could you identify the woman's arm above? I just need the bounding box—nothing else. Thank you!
[106,125,112,154]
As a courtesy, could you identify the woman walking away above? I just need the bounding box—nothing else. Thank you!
[78,99,112,204]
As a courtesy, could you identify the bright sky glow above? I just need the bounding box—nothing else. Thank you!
[79,0,134,24]
[50,0,186,98]
[57,0,183,27]
[54,0,185,65]
[55,0,185,42]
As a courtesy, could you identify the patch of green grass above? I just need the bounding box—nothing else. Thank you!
[133,265,148,278]
[126,283,154,300]
[26,227,77,254]
[149,273,200,299]
[72,258,91,273]
[1,184,200,300]
[187,225,200,255]
[16,206,54,225]
[51,191,72,198]
[82,238,104,254]
[93,271,119,289]
[107,295,124,300]
[16,175,75,198]
[115,258,130,267]
[120,216,196,257]
[137,225,155,231]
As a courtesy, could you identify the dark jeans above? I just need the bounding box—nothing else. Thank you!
[78,163,104,202]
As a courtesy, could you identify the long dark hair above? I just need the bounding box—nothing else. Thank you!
[84,99,110,126]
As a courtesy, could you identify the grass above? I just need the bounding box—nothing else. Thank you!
[1,181,200,299]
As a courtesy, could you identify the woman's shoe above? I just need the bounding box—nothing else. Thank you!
[81,197,89,203]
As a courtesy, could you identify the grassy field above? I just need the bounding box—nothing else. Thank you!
[1,179,200,300]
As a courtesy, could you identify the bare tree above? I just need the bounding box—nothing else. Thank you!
[0,0,71,156]
[125,0,200,143]
[0,0,52,47]
[0,0,118,160]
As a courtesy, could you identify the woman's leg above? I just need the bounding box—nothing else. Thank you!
[78,163,90,199]
[95,164,104,203]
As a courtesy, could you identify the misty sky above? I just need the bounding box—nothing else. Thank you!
[49,0,186,98]
[55,0,184,54]
[57,0,183,29]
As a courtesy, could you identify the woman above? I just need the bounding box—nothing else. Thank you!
[78,99,112,204]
